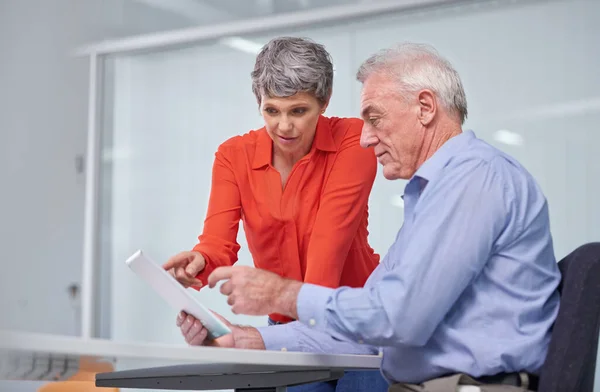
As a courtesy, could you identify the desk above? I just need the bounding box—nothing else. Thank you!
[0,330,382,391]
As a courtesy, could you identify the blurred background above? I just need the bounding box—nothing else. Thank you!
[0,0,599,390]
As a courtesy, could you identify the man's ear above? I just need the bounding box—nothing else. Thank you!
[417,90,436,126]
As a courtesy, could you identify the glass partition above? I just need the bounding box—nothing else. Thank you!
[98,0,600,350]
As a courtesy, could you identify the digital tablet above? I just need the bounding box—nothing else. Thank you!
[125,249,232,340]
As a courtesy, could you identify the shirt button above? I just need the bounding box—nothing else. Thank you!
[309,319,316,326]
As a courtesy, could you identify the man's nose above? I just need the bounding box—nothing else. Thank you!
[360,125,378,148]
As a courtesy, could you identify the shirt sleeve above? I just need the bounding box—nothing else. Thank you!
[296,157,510,347]
[303,122,378,288]
[257,321,379,355]
[192,146,242,286]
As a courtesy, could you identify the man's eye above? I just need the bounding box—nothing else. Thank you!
[369,118,378,125]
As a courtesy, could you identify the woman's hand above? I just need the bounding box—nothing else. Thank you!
[163,251,206,288]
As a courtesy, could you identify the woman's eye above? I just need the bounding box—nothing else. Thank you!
[292,108,307,115]
[265,108,278,114]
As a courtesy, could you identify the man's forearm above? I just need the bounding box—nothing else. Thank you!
[232,326,267,350]
[274,279,302,319]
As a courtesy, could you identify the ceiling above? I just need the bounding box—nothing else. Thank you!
[129,0,379,26]
[193,0,369,18]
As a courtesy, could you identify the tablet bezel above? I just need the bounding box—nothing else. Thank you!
[125,249,232,340]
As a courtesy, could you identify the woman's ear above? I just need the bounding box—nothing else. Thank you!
[321,97,330,114]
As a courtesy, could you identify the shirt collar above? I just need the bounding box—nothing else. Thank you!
[252,115,337,169]
[412,130,476,183]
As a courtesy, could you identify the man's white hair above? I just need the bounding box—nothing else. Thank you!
[356,42,468,124]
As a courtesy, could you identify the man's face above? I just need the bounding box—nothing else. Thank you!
[359,72,424,180]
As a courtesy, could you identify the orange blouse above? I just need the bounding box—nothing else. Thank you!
[192,116,380,323]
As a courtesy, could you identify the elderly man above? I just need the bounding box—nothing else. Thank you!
[176,43,561,392]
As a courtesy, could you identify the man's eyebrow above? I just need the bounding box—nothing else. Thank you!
[360,104,373,119]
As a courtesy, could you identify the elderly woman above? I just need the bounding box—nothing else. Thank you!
[164,37,387,391]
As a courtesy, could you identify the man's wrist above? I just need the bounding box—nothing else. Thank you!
[232,325,266,350]
[273,279,302,319]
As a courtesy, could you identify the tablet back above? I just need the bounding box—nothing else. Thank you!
[125,249,231,339]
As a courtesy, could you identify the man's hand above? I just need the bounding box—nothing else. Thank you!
[163,251,206,288]
[208,266,302,319]
[177,310,234,347]
[176,311,265,350]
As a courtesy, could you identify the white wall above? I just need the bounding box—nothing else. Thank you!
[0,0,88,338]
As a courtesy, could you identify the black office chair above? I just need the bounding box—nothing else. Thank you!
[537,242,600,392]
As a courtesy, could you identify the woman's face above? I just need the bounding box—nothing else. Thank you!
[261,92,327,157]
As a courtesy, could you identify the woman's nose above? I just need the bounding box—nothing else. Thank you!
[279,118,292,132]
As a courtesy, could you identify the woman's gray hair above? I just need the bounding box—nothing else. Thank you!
[251,37,333,106]
[356,43,468,124]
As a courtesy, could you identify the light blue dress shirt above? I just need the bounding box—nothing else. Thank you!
[258,130,561,384]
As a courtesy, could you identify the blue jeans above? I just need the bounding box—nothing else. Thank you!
[288,370,389,392]
[267,318,388,392]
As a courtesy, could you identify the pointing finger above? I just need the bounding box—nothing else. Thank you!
[163,255,186,271]
[208,267,235,288]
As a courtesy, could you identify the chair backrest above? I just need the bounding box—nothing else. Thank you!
[538,242,600,392]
